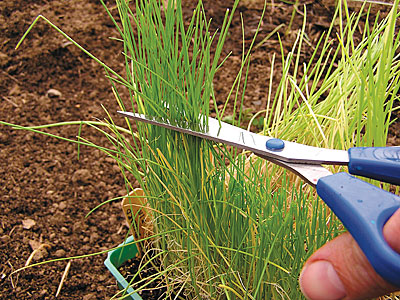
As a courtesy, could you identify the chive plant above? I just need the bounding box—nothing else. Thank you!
[260,0,400,189]
[3,0,400,299]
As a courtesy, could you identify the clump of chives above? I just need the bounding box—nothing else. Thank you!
[114,0,238,132]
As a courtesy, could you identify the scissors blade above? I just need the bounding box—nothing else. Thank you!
[118,111,349,166]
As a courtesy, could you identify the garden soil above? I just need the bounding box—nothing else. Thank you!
[0,0,398,299]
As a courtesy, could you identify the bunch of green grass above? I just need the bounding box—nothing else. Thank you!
[263,0,400,149]
[3,0,400,299]
[256,0,400,193]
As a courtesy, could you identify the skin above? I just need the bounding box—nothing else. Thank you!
[300,208,400,300]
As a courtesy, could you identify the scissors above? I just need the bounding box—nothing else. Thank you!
[118,111,400,286]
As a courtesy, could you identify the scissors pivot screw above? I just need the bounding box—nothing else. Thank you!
[266,138,285,151]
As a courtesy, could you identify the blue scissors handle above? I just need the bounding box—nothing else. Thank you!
[348,147,400,185]
[317,173,400,286]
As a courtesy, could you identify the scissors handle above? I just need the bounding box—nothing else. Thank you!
[316,172,400,286]
[348,147,400,185]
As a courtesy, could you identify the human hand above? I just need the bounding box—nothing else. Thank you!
[299,208,400,300]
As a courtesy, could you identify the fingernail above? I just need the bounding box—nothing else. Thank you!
[299,261,346,300]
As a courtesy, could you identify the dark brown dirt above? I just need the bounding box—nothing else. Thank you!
[0,1,398,299]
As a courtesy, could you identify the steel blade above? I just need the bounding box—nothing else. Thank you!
[118,111,349,166]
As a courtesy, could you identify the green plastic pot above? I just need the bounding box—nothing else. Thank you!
[104,236,143,300]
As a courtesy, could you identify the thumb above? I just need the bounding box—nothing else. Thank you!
[299,208,400,300]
